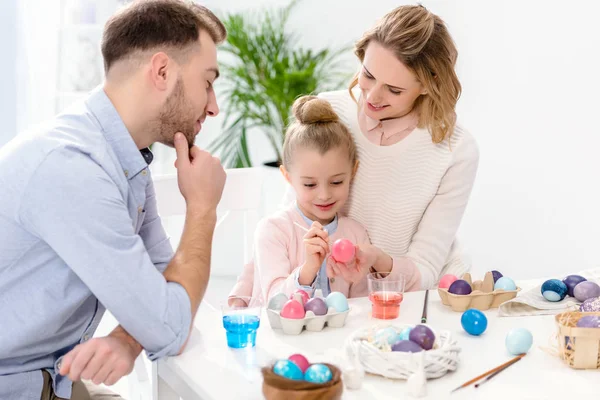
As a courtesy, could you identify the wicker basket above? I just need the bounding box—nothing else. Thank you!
[344,324,460,380]
[555,311,600,369]
[261,363,343,400]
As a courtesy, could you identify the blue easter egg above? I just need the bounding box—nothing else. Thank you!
[273,359,304,380]
[304,363,332,384]
[325,292,349,312]
[398,326,412,341]
[461,309,488,336]
[505,328,533,355]
[494,277,517,291]
[375,327,400,345]
[541,279,568,302]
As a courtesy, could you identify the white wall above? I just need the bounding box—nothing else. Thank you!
[194,0,600,281]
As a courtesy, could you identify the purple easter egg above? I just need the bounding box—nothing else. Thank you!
[573,281,600,302]
[304,297,328,316]
[392,340,423,353]
[562,275,587,297]
[576,315,600,328]
[491,270,503,283]
[409,324,435,350]
[580,296,600,312]
[448,279,472,295]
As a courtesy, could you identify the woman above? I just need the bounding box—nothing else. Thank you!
[229,4,478,302]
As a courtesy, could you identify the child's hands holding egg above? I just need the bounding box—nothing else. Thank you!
[298,222,330,285]
[327,242,376,284]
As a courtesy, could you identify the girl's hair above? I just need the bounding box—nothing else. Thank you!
[282,96,357,170]
[349,5,461,144]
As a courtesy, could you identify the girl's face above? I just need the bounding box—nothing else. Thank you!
[357,41,426,121]
[281,146,357,225]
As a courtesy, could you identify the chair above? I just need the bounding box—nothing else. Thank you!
[127,167,265,400]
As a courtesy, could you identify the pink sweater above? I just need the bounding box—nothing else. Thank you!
[229,206,372,304]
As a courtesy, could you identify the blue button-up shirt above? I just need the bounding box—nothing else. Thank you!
[0,87,191,399]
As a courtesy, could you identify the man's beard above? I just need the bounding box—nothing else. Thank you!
[156,79,198,148]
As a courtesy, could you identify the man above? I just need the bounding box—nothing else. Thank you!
[0,1,227,398]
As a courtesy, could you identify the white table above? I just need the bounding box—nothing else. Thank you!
[154,284,600,400]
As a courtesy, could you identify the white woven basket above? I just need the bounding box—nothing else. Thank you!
[344,324,461,380]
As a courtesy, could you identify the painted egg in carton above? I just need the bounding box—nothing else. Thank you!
[438,272,520,312]
[266,290,350,335]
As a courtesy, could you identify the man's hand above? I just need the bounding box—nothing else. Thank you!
[59,327,142,386]
[174,132,226,216]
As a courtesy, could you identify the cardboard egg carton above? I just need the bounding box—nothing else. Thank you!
[438,272,520,312]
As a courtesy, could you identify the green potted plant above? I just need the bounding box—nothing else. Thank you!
[209,0,352,168]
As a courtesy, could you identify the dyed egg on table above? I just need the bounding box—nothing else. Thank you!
[580,296,600,312]
[304,364,332,384]
[448,279,472,295]
[573,281,600,302]
[541,279,568,302]
[304,297,328,316]
[331,238,355,263]
[288,354,310,373]
[562,275,587,297]
[505,328,533,355]
[273,359,304,380]
[438,274,458,289]
[392,340,423,353]
[267,293,289,311]
[491,270,503,283]
[494,276,517,291]
[398,326,412,341]
[291,289,310,305]
[461,309,488,336]
[280,299,306,319]
[325,292,349,312]
[409,325,435,350]
[375,327,400,346]
[576,315,600,328]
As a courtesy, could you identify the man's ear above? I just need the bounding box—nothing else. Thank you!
[149,52,172,91]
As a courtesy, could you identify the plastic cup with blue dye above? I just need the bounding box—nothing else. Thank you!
[222,296,261,348]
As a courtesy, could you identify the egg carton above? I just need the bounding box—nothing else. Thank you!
[266,307,351,335]
[438,272,520,312]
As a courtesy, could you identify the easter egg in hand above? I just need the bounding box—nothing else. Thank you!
[494,277,517,291]
[573,281,600,302]
[331,239,355,263]
[267,293,289,311]
[541,279,568,302]
[398,326,412,341]
[580,296,600,312]
[439,274,458,289]
[448,279,472,295]
[461,309,488,336]
[409,324,435,350]
[491,270,503,283]
[576,315,600,328]
[280,299,306,319]
[505,328,533,355]
[562,275,587,297]
[290,289,310,305]
[325,292,349,312]
[375,327,400,346]
[392,340,423,353]
[288,354,310,373]
[304,297,328,316]
[304,364,332,384]
[273,359,304,380]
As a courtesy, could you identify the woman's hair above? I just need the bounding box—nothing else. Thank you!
[349,5,461,143]
[282,96,357,170]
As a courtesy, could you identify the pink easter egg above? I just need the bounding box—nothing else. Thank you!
[290,289,310,305]
[280,299,306,319]
[288,353,310,373]
[439,274,458,289]
[331,239,355,263]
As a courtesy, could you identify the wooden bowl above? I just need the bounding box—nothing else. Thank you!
[438,272,520,312]
[262,363,343,400]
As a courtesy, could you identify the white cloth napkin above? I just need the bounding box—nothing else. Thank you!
[497,268,600,317]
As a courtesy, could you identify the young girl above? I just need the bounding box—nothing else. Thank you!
[228,96,372,306]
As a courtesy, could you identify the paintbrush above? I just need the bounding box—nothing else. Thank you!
[450,354,525,393]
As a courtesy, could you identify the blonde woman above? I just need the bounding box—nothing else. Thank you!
[319,4,479,291]
[230,4,478,302]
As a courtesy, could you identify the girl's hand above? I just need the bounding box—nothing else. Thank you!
[327,244,388,283]
[298,222,329,285]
